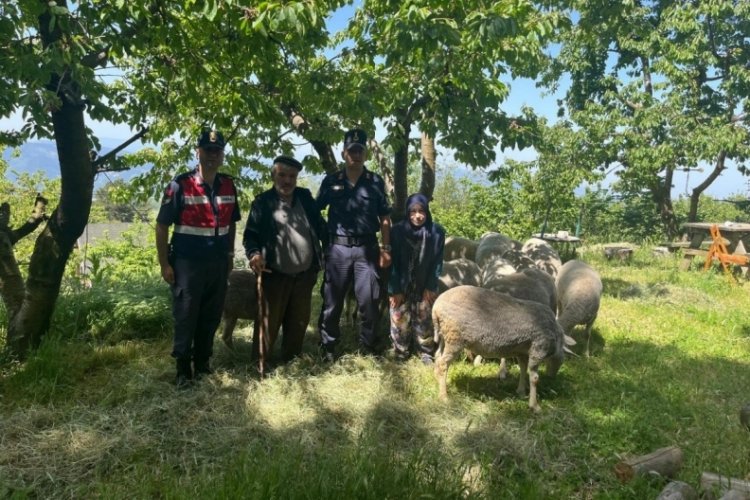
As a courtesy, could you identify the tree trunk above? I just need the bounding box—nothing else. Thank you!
[419,131,436,199]
[368,140,394,200]
[652,174,679,239]
[4,1,94,359]
[392,117,411,220]
[688,150,727,222]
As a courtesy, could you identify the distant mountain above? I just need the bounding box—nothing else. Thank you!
[2,138,148,185]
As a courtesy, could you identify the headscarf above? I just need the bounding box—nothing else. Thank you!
[405,193,432,240]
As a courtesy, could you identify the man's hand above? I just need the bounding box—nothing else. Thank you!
[161,264,175,285]
[422,289,438,305]
[379,249,392,269]
[249,253,266,274]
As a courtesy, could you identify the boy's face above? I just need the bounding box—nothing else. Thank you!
[409,204,427,227]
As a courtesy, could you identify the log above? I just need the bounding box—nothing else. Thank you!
[656,481,698,500]
[614,446,683,483]
[701,472,750,498]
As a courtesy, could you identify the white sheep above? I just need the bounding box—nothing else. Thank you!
[556,259,603,357]
[484,267,558,315]
[501,248,537,272]
[480,257,516,285]
[475,232,516,268]
[438,258,482,293]
[444,236,479,262]
[521,237,562,278]
[482,267,559,378]
[432,285,570,412]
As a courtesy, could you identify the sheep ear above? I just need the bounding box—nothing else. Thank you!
[563,334,576,346]
[563,345,578,356]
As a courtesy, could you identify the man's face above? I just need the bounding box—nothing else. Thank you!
[272,163,299,198]
[197,146,224,169]
[409,204,427,227]
[342,145,367,167]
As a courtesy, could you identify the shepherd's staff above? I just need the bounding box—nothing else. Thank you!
[256,269,269,379]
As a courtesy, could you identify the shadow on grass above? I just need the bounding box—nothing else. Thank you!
[4,278,750,498]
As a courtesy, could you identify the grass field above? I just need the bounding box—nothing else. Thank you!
[1,248,750,498]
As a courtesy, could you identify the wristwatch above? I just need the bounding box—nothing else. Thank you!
[380,244,391,252]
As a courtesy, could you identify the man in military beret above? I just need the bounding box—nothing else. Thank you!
[316,128,392,361]
[156,129,241,388]
[243,155,328,368]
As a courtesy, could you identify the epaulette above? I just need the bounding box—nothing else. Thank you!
[173,170,196,182]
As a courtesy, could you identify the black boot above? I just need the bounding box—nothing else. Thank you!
[175,358,193,389]
[194,358,213,380]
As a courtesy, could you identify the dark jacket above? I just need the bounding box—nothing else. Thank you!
[388,221,445,299]
[243,187,328,273]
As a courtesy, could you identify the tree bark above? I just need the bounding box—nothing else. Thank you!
[392,115,411,220]
[4,0,94,359]
[284,107,338,174]
[368,140,394,200]
[652,174,679,239]
[419,131,436,199]
[688,150,727,222]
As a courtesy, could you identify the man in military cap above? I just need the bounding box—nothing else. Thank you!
[316,128,392,361]
[156,129,241,388]
[243,155,327,368]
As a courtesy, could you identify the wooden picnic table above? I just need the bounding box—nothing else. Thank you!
[532,231,582,260]
[679,222,750,272]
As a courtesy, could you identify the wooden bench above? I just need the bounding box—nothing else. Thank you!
[660,241,691,252]
[679,248,708,270]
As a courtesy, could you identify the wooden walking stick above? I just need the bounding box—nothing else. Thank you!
[256,270,268,379]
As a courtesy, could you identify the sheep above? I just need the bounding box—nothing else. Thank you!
[500,248,537,272]
[221,269,258,348]
[484,267,557,315]
[443,236,479,262]
[438,258,482,293]
[480,257,517,286]
[521,238,562,277]
[482,267,558,378]
[555,259,603,357]
[432,285,570,412]
[475,232,516,268]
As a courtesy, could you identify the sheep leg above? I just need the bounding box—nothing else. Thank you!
[435,343,461,401]
[528,362,541,413]
[584,319,596,358]
[222,315,237,349]
[497,357,508,379]
[516,355,528,397]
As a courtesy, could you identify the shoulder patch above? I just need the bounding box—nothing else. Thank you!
[161,186,174,205]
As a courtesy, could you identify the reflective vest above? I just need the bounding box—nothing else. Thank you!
[172,171,237,257]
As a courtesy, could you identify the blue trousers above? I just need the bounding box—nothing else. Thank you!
[171,257,229,362]
[319,243,382,350]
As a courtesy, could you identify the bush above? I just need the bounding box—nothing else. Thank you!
[51,278,171,343]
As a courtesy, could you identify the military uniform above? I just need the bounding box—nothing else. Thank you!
[157,142,240,378]
[317,162,391,353]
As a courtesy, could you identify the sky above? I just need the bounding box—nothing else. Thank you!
[2,4,748,200]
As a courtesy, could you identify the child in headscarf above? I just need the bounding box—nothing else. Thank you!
[388,193,445,364]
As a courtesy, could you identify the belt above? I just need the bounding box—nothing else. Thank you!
[331,234,377,247]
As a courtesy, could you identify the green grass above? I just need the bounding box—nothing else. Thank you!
[2,248,750,498]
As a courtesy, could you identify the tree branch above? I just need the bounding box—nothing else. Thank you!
[93,127,149,172]
[10,194,49,244]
